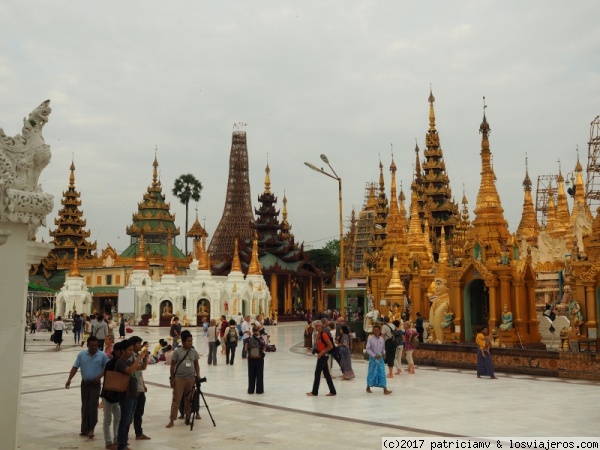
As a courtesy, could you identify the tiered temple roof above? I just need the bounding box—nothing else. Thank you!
[121,156,185,261]
[32,161,97,278]
[415,90,458,258]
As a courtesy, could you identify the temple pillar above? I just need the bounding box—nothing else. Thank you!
[513,280,527,335]
[584,283,596,332]
[270,274,278,314]
[498,273,511,313]
[527,280,541,341]
[284,274,292,314]
[307,276,313,311]
[317,278,323,312]
[487,280,499,330]
[450,278,461,324]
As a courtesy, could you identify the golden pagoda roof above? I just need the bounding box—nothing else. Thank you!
[68,247,82,277]
[132,234,150,271]
[264,162,271,194]
[247,232,262,275]
[384,256,405,300]
[516,161,540,244]
[231,238,242,273]
[468,108,511,262]
[187,214,208,238]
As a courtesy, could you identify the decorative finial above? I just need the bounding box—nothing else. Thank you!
[428,84,435,104]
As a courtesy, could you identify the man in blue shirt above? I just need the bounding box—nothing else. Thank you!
[65,336,109,439]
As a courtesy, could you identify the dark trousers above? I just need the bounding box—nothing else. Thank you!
[80,381,101,434]
[97,339,105,351]
[247,357,264,394]
[133,391,146,437]
[242,337,250,358]
[416,327,424,343]
[73,330,81,343]
[226,342,237,365]
[117,395,137,450]
[311,355,336,395]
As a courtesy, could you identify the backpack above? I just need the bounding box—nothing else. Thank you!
[228,327,238,343]
[384,324,398,348]
[320,331,338,356]
[248,336,262,358]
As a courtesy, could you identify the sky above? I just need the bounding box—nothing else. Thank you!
[1,1,599,254]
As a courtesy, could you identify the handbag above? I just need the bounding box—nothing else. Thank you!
[103,370,130,393]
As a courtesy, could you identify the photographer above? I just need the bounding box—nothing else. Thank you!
[166,330,200,428]
[245,324,266,394]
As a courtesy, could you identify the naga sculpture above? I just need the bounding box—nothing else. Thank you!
[0,100,54,237]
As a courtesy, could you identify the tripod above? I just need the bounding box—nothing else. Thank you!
[190,377,216,430]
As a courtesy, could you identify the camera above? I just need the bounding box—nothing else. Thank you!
[311,347,318,355]
[197,376,207,384]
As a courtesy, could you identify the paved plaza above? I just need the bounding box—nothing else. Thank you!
[19,322,599,449]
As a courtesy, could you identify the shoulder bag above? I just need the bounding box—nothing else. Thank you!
[104,370,130,393]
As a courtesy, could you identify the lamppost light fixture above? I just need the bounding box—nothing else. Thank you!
[304,162,321,172]
[320,154,329,164]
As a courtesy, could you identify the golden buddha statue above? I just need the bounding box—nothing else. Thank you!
[162,303,173,316]
[427,277,450,343]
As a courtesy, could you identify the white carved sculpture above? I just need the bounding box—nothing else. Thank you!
[0,100,54,237]
[573,203,592,254]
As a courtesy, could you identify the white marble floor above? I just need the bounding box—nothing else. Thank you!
[19,322,600,449]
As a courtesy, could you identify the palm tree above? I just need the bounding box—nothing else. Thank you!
[172,174,203,255]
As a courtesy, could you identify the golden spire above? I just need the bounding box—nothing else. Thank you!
[248,231,262,275]
[264,162,271,194]
[437,227,448,279]
[133,234,150,271]
[198,236,210,270]
[231,237,242,272]
[554,168,570,239]
[407,190,428,263]
[280,191,293,240]
[414,142,422,181]
[398,184,407,235]
[378,160,385,194]
[69,159,76,189]
[546,186,556,234]
[571,150,593,222]
[384,256,405,300]
[69,247,82,277]
[387,155,401,234]
[469,100,510,261]
[424,218,433,261]
[152,151,160,188]
[516,156,540,244]
[366,183,377,210]
[428,86,436,131]
[163,232,174,275]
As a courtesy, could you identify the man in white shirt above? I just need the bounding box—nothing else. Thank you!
[241,316,252,359]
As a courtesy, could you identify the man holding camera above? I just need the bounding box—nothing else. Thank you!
[129,336,151,441]
[166,330,200,428]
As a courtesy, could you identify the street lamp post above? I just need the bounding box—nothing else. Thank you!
[304,155,345,314]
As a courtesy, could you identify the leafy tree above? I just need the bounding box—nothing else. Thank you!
[324,239,340,261]
[172,174,203,255]
[307,240,340,284]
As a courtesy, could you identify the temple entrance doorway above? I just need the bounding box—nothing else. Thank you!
[242,300,248,317]
[463,279,489,341]
[144,303,152,315]
[196,299,210,326]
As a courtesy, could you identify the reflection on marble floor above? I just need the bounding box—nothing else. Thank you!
[19,322,600,449]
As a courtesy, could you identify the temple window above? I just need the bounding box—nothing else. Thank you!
[106,275,112,285]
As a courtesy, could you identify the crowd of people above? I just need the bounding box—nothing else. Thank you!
[63,313,274,449]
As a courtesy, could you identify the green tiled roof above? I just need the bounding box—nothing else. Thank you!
[120,242,186,259]
[88,286,123,294]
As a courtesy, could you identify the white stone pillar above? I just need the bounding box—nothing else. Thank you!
[0,100,54,448]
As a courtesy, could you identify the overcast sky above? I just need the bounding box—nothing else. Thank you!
[1,1,599,254]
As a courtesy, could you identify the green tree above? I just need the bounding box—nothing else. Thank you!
[172,174,203,255]
[324,239,340,261]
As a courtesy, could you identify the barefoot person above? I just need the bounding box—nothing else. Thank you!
[476,327,497,379]
[306,320,336,397]
[366,325,392,395]
[65,336,109,440]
